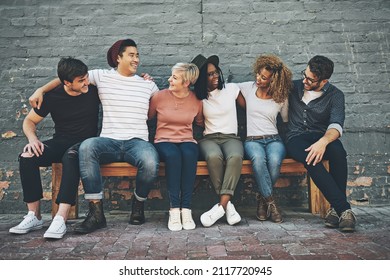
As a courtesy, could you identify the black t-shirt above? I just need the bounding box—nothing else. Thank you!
[34,85,100,140]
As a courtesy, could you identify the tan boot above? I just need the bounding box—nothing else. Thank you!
[264,196,283,223]
[256,194,268,221]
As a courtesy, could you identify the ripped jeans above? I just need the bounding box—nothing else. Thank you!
[19,137,86,205]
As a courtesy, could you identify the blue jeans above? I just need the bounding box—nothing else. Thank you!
[286,132,350,215]
[79,137,159,200]
[244,136,286,197]
[154,142,198,209]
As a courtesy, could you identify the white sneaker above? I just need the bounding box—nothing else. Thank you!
[200,203,225,227]
[181,208,196,230]
[226,201,241,225]
[44,215,67,239]
[168,208,182,231]
[9,211,43,234]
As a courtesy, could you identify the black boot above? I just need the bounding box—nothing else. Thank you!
[129,196,145,225]
[74,200,107,234]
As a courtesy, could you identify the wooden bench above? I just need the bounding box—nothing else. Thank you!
[51,159,330,219]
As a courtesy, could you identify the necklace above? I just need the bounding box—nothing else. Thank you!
[171,91,189,110]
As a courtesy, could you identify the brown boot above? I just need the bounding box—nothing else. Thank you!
[256,194,268,221]
[265,196,283,223]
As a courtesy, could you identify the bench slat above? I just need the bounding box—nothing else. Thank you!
[51,159,330,219]
[99,159,307,177]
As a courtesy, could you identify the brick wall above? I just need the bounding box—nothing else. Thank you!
[0,0,389,214]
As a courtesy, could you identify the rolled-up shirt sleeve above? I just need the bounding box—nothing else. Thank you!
[328,90,345,137]
[327,123,343,137]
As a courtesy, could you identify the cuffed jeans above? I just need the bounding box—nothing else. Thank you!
[79,137,159,200]
[244,135,286,198]
[19,137,83,205]
[154,142,198,209]
[199,133,243,196]
[286,132,350,215]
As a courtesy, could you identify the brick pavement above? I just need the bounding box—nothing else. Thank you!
[0,206,389,260]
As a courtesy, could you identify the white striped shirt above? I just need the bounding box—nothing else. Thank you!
[89,69,159,140]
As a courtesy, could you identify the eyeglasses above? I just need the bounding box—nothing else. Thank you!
[207,71,219,78]
[301,70,319,84]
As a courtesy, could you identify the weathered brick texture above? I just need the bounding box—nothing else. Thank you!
[0,0,389,213]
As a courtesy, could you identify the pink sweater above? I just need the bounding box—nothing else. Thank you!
[148,89,204,143]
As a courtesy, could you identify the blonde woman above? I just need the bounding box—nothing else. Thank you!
[237,54,292,223]
[148,63,203,231]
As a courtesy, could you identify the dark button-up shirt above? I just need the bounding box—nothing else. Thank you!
[286,79,345,142]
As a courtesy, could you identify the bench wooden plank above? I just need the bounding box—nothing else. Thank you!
[99,159,307,177]
[51,159,330,219]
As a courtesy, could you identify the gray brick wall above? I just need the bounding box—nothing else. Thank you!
[0,0,389,214]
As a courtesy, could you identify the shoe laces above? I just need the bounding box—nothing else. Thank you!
[326,208,338,218]
[170,210,181,224]
[340,209,356,221]
[181,210,192,223]
[267,202,278,216]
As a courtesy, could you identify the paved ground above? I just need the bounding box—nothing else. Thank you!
[0,206,389,260]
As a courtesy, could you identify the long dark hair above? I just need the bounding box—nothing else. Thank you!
[194,62,225,100]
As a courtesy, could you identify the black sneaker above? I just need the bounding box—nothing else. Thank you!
[339,209,356,232]
[324,208,339,228]
[74,201,107,234]
[129,196,145,225]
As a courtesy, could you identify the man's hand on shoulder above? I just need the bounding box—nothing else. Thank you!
[29,88,44,109]
[140,73,154,81]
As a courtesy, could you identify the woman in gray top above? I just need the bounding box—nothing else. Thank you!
[237,54,292,223]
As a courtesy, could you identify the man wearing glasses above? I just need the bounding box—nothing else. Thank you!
[286,55,356,232]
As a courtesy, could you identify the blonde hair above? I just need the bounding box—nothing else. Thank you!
[172,63,199,86]
[253,54,292,103]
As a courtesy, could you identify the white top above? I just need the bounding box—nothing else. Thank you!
[89,69,159,141]
[302,90,323,105]
[202,83,240,135]
[238,81,288,137]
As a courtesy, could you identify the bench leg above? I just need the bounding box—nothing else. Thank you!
[51,163,78,219]
[308,161,331,218]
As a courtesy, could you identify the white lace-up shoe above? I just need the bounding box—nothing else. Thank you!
[200,203,225,227]
[181,208,196,230]
[226,201,241,225]
[9,211,44,234]
[44,215,67,239]
[168,208,182,231]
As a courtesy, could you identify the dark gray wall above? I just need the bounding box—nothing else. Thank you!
[0,0,389,214]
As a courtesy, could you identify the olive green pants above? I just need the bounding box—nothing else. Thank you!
[199,133,244,196]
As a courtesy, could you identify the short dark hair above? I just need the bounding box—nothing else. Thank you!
[118,39,137,58]
[308,55,334,81]
[57,57,88,84]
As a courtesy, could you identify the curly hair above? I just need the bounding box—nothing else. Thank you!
[253,54,292,103]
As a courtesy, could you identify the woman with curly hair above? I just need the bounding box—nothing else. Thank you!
[237,54,292,223]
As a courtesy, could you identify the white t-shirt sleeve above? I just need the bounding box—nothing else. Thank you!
[88,69,100,86]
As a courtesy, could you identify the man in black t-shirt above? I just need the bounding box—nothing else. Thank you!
[9,58,100,239]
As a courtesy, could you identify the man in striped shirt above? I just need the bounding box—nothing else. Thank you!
[29,39,160,234]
